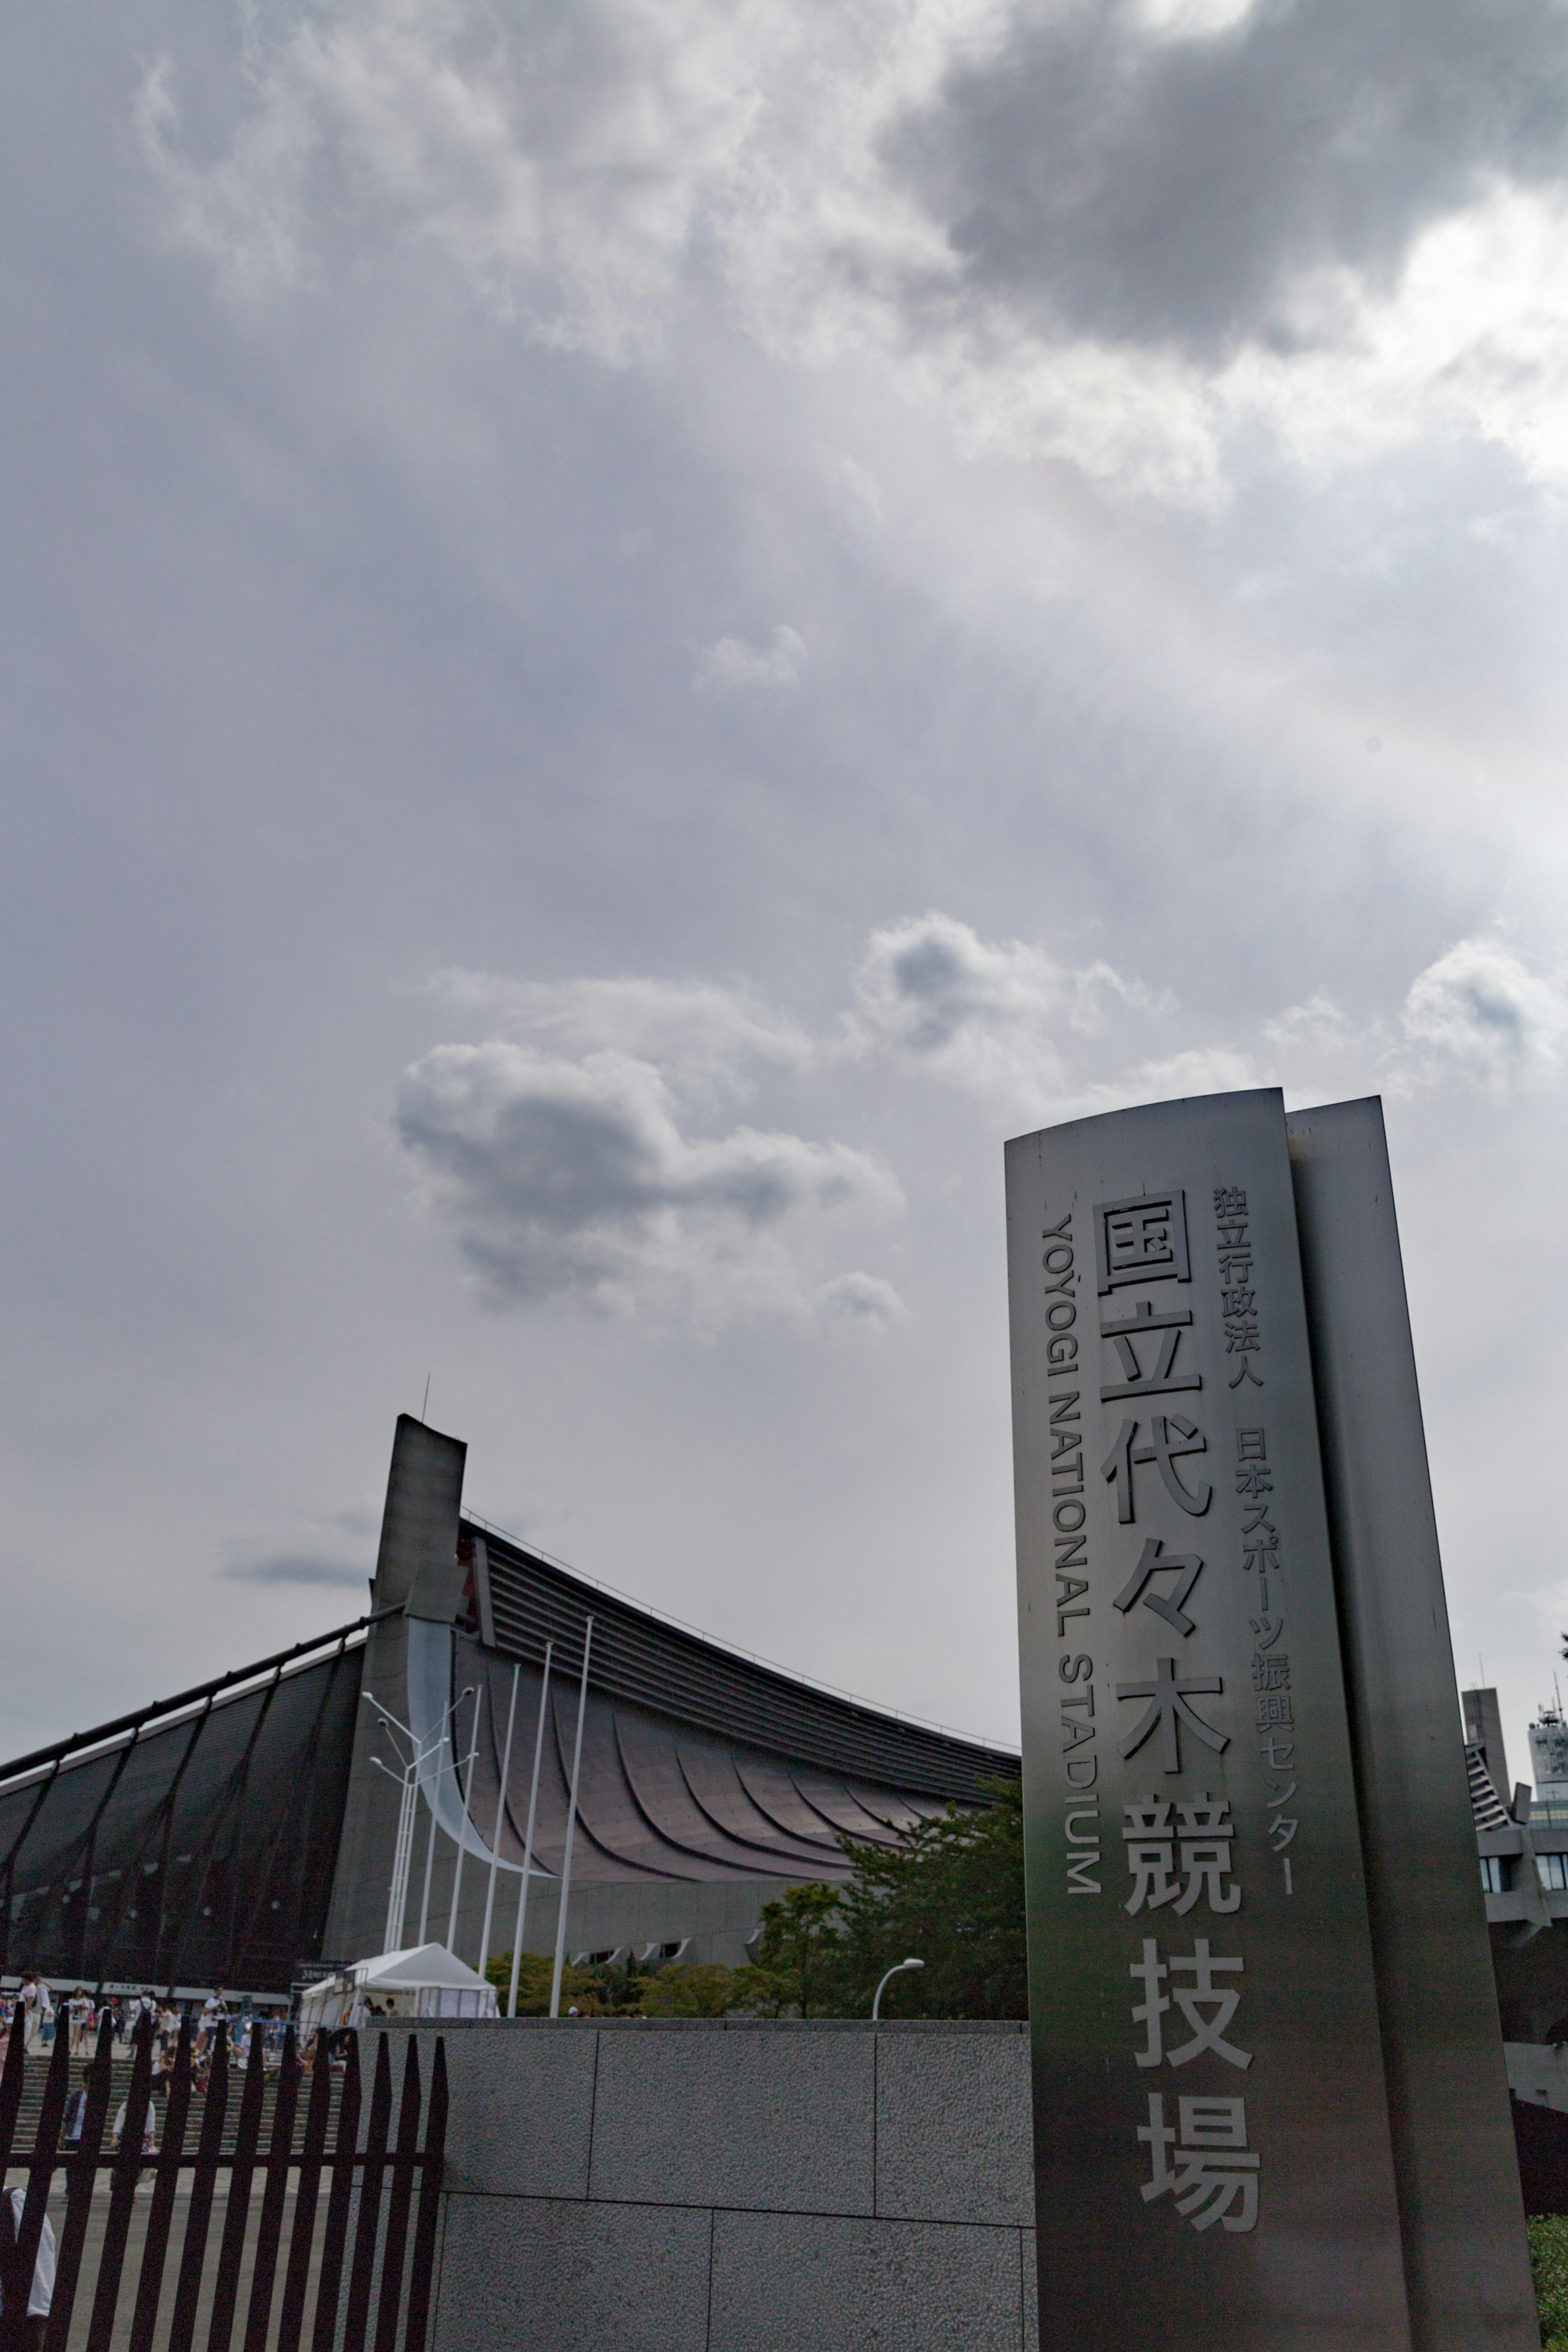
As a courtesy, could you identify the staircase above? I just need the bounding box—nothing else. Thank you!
[5,2053,347,2156]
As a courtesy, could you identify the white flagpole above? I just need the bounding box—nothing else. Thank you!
[445,1687,484,1954]
[477,1664,521,1987]
[549,1620,594,2020]
[508,1642,553,2019]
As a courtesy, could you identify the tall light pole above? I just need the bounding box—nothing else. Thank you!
[363,1687,474,1953]
[506,1642,553,2020]
[446,1684,485,1954]
[549,1619,593,2020]
[478,1664,521,1985]
[368,1752,419,1957]
[872,1957,924,2019]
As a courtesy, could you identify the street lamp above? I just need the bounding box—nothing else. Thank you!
[872,1957,924,2019]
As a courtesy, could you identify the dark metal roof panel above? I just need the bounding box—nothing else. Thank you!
[470,1521,1018,1802]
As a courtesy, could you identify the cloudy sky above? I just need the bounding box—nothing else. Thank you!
[4,0,1567,1782]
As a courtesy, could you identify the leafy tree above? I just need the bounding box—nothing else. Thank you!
[745,1778,1027,2020]
[487,1778,1027,2026]
[484,1949,650,2017]
[640,1964,751,2018]
[746,1882,852,2018]
[834,1778,1027,2018]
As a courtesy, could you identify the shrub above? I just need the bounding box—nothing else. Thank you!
[1530,2214,1568,2348]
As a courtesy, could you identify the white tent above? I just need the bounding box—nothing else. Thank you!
[298,1942,498,2033]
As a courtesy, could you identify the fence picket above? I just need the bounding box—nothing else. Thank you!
[401,2038,447,2352]
[240,2027,299,2352]
[343,2036,393,2351]
[167,2021,231,2352]
[372,2040,421,2352]
[127,2014,195,2352]
[205,2023,267,2352]
[13,2002,72,2348]
[84,2012,155,2352]
[45,2011,118,2352]
[0,1999,27,2177]
[309,2035,361,2352]
[276,2037,333,2352]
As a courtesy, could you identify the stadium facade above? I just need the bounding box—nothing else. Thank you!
[4,1412,1560,2016]
[0,1418,1018,1995]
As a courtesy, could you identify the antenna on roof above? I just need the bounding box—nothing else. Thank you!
[421,1374,431,1423]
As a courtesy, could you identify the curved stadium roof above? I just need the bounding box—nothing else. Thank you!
[0,1494,1018,1991]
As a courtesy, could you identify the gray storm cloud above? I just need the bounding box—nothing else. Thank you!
[394,1040,904,1325]
[396,922,1563,1335]
[223,1554,369,1586]
[887,0,1568,359]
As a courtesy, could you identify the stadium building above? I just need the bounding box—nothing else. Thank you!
[0,1418,1018,1997]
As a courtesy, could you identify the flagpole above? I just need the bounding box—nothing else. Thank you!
[550,1620,594,2020]
[445,1686,484,1953]
[478,1664,521,1986]
[508,1643,553,2018]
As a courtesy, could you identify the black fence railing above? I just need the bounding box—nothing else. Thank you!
[0,2010,446,2351]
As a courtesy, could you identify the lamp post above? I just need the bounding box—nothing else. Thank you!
[363,1686,475,1954]
[872,1957,924,2019]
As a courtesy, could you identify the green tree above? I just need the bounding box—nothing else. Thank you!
[640,1964,750,2018]
[485,1949,651,2017]
[746,1882,851,2018]
[1529,2214,1568,2348]
[744,1779,1026,2020]
[835,1777,1027,2018]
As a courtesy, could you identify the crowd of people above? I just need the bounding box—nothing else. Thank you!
[0,1978,300,2343]
[0,1978,300,2089]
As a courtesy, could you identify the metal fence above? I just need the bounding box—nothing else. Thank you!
[0,2011,446,2351]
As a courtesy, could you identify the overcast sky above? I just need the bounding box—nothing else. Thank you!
[4,0,1567,1782]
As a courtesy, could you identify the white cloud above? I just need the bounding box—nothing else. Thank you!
[395,1041,902,1328]
[135,0,794,350]
[1399,935,1568,1089]
[422,970,814,1096]
[396,923,1568,1336]
[694,625,807,692]
[848,910,1150,1116]
[134,0,1568,504]
[813,1270,906,1329]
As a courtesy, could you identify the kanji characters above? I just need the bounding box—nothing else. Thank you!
[1098,1301,1202,1404]
[1117,1657,1228,1773]
[1111,1538,1205,1637]
[1101,1415,1212,1522]
[1122,1793,1241,1915]
[1139,2094,1259,2233]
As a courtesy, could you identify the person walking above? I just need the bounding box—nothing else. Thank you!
[62,2069,93,2148]
[66,1991,91,2060]
[111,2097,157,2156]
[22,1977,53,2057]
[0,2183,56,2347]
[199,1989,227,2055]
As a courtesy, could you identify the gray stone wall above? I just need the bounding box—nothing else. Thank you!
[405,2018,1038,2352]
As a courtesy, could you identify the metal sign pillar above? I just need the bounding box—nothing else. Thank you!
[1006,1086,1529,2350]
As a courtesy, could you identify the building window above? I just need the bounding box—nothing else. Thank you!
[1480,1856,1508,1894]
[1538,1853,1568,1891]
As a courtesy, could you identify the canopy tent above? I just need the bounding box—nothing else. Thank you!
[298,1942,498,2032]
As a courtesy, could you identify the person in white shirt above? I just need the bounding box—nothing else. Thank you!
[22,1979,54,2057]
[65,1992,92,2060]
[0,2184,56,2345]
[111,2100,157,2156]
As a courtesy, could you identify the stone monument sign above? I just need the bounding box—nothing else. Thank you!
[1007,1087,1535,2352]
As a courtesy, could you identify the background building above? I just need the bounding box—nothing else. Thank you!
[0,1417,1016,1995]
